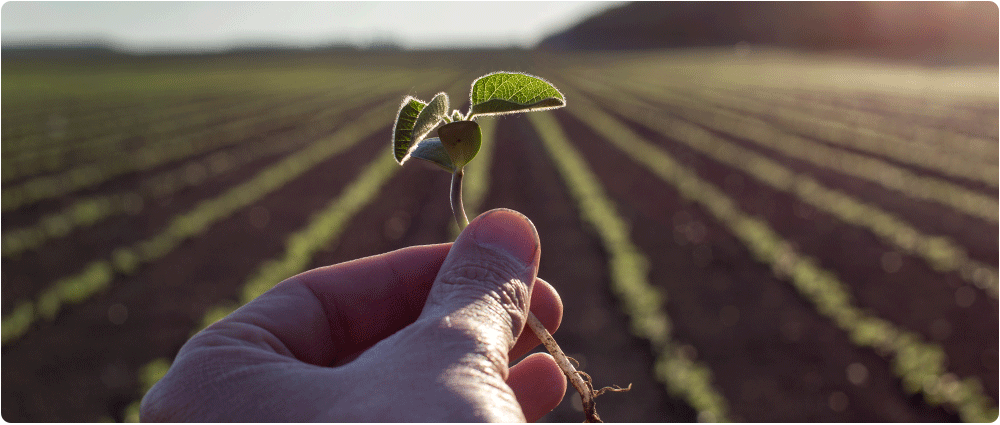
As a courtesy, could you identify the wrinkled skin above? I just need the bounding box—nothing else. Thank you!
[141,209,567,422]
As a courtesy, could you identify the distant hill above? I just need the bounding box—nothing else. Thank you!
[538,1,998,63]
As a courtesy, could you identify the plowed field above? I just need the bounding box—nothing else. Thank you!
[3,49,996,422]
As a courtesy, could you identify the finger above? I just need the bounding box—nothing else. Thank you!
[421,209,540,362]
[509,277,562,362]
[200,243,452,366]
[508,352,567,422]
[418,208,541,375]
[325,208,543,421]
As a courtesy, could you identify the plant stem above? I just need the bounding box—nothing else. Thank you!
[449,168,626,423]
[450,169,469,228]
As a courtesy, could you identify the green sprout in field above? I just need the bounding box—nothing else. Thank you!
[392,71,629,423]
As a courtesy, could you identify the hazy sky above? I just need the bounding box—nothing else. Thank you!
[2,1,625,51]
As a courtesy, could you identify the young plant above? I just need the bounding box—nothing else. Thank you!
[392,72,628,422]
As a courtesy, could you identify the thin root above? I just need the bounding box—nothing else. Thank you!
[568,356,581,369]
[594,383,632,398]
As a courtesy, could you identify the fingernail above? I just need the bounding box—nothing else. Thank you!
[472,209,539,265]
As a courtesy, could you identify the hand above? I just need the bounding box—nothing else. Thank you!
[140,209,567,421]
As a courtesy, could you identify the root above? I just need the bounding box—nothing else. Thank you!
[526,313,630,422]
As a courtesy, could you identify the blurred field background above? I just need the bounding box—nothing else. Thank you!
[2,1,997,422]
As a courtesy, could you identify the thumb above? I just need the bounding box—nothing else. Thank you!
[420,208,540,374]
[325,209,542,421]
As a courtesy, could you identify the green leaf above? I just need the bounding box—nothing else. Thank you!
[404,137,455,172]
[411,92,449,144]
[437,120,482,169]
[451,109,464,121]
[392,96,426,163]
[469,72,565,118]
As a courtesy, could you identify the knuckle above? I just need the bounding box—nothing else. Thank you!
[433,257,531,331]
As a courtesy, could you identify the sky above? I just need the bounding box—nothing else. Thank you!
[1,1,625,51]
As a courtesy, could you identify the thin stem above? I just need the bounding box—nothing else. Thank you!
[450,166,627,422]
[450,169,470,228]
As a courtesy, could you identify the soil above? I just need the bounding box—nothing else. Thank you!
[1,120,391,421]
[1,98,387,311]
[554,109,971,421]
[2,57,995,423]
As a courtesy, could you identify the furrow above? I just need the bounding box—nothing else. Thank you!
[573,71,998,224]
[0,76,412,212]
[566,78,998,298]
[117,79,475,421]
[528,111,732,422]
[662,84,998,186]
[1,89,398,258]
[2,92,323,183]
[1,99,401,345]
[556,86,997,422]
[688,84,998,161]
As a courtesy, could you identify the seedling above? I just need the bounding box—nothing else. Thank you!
[392,72,629,422]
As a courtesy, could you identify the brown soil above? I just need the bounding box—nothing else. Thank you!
[600,109,999,400]
[554,109,969,421]
[2,56,995,423]
[1,98,386,312]
[1,124,391,421]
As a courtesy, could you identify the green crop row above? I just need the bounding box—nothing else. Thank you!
[1,69,442,256]
[0,71,443,214]
[528,111,731,422]
[688,84,998,160]
[123,148,401,421]
[656,84,997,188]
[3,96,204,151]
[582,70,998,225]
[3,91,322,182]
[578,49,998,139]
[2,82,369,189]
[2,59,416,125]
[567,78,998,298]
[557,85,997,422]
[2,67,414,176]
[754,87,999,141]
[2,88,393,258]
[4,100,326,212]
[0,98,401,346]
[119,77,474,422]
[3,92,240,157]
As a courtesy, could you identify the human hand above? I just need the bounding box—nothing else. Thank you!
[140,209,567,422]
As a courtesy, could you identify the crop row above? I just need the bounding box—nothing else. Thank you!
[0,74,424,213]
[553,84,997,422]
[752,87,999,141]
[2,67,410,165]
[0,97,404,345]
[2,90,224,140]
[686,84,998,161]
[3,92,240,157]
[120,109,494,422]
[2,83,368,191]
[581,49,999,139]
[1,78,429,258]
[660,85,997,187]
[529,111,731,421]
[2,62,393,128]
[584,70,998,225]
[122,147,402,421]
[2,64,457,184]
[564,77,997,298]
[2,92,324,183]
